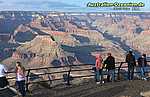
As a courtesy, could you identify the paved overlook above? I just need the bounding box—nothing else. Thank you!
[9,80,150,97]
[1,61,150,97]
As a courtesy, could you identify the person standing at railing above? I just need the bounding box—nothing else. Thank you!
[104,53,115,82]
[95,54,103,84]
[15,62,26,97]
[0,63,9,88]
[126,50,136,80]
[137,54,147,80]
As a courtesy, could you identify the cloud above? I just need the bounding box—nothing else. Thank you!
[15,1,79,8]
[0,1,3,3]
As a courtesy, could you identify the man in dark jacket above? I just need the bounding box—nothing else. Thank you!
[126,50,136,80]
[104,53,115,82]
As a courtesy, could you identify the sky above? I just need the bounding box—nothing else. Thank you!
[0,0,149,12]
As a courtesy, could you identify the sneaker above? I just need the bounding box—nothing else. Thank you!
[143,78,147,81]
[102,81,105,83]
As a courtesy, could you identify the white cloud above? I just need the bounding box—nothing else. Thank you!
[0,1,3,3]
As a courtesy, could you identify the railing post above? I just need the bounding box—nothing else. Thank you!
[117,62,123,80]
[67,65,71,85]
[26,69,30,92]
[46,68,52,88]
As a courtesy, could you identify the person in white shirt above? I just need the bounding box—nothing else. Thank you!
[15,62,26,97]
[0,64,9,88]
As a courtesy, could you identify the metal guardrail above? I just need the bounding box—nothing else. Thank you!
[6,60,150,91]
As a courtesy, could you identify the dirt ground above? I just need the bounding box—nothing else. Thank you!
[24,79,150,97]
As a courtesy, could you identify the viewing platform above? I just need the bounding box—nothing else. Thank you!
[0,60,150,97]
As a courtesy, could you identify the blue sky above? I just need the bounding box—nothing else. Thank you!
[0,0,149,12]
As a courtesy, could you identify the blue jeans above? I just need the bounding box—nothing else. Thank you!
[128,65,134,80]
[95,69,102,82]
[107,69,115,82]
[140,66,146,78]
[16,80,26,97]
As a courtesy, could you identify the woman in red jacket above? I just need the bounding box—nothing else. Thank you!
[95,54,103,84]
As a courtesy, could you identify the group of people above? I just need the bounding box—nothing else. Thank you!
[126,50,147,80]
[94,53,115,84]
[94,50,148,84]
[0,50,148,96]
[0,62,26,97]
